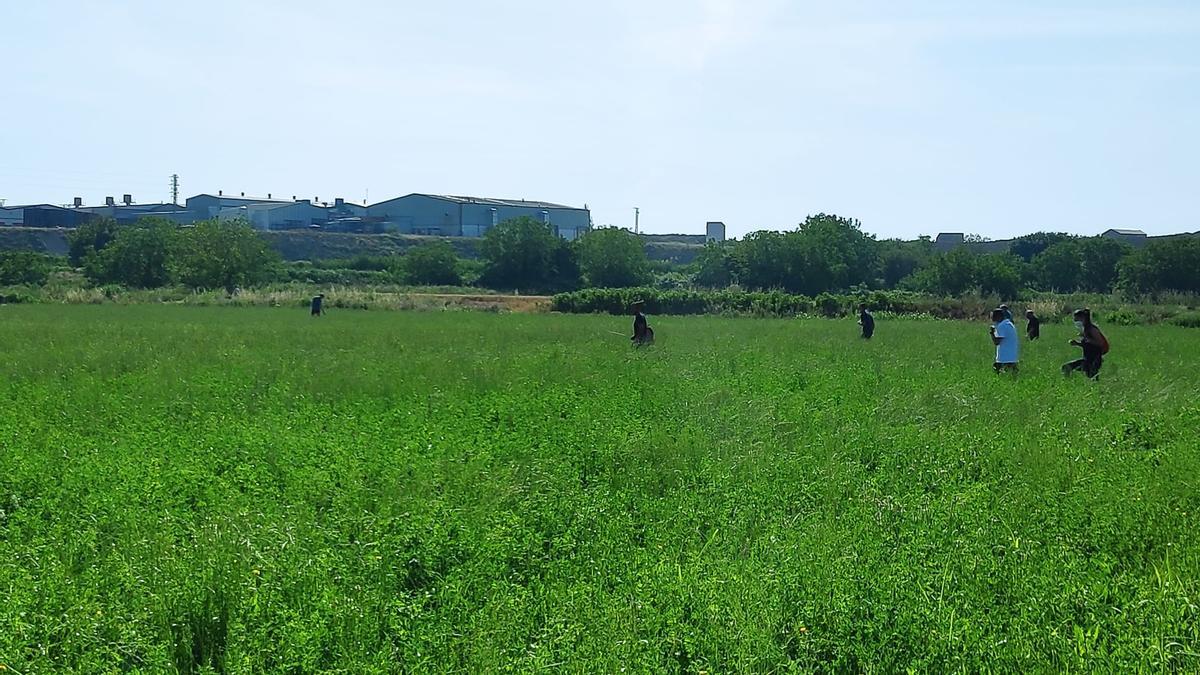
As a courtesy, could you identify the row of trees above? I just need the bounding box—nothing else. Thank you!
[54,216,653,294]
[689,219,1200,297]
[69,218,278,292]
[5,214,1196,298]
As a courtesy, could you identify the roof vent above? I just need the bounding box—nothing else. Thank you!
[105,196,115,206]
[122,194,132,205]
[73,197,83,207]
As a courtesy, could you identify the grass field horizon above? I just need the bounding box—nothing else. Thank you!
[1,305,1197,672]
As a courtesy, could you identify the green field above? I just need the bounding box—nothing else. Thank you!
[1,306,1197,672]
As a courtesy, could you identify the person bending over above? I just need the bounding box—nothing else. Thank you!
[1062,308,1107,379]
[631,300,654,346]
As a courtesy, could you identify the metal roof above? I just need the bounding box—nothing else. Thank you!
[188,193,292,204]
[0,203,74,211]
[1104,229,1147,236]
[376,193,583,210]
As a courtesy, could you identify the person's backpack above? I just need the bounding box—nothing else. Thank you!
[1093,326,1110,355]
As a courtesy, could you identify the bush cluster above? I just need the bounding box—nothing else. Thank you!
[552,288,1004,319]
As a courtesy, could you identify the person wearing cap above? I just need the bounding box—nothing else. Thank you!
[990,307,1019,373]
[1000,304,1014,321]
[631,300,654,346]
[858,303,875,340]
[1025,309,1041,340]
[311,293,325,317]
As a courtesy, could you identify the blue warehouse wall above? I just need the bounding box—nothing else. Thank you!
[367,195,462,236]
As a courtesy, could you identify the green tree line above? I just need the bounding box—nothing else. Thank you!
[689,221,1200,298]
[3,215,1198,298]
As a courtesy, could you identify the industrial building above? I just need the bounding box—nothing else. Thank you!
[2,190,591,238]
[76,195,193,224]
[366,194,592,240]
[0,204,97,228]
[185,193,292,220]
[218,200,332,230]
[1101,229,1149,248]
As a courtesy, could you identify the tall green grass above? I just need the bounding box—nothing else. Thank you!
[0,306,1197,672]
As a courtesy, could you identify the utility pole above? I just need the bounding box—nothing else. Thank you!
[169,174,180,205]
[634,207,640,234]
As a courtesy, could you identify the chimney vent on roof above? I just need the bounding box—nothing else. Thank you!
[105,196,115,207]
[267,193,272,199]
[335,198,344,207]
[73,197,82,208]
[218,190,223,196]
[122,194,132,205]
[240,192,245,197]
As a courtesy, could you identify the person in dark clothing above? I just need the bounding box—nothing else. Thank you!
[631,300,654,346]
[1025,309,1041,340]
[311,294,325,317]
[1063,308,1106,379]
[858,304,875,339]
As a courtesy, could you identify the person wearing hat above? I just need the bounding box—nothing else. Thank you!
[989,307,1019,373]
[999,304,1014,322]
[311,293,325,317]
[631,300,654,346]
[1025,309,1041,340]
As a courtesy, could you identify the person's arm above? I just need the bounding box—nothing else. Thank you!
[990,325,1002,345]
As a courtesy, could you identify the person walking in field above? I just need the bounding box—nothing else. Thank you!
[1025,309,1041,341]
[990,308,1019,373]
[1062,308,1108,379]
[631,300,654,346]
[858,304,875,340]
[311,294,325,317]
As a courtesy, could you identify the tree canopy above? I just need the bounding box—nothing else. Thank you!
[578,227,651,288]
[479,216,580,292]
[401,241,463,286]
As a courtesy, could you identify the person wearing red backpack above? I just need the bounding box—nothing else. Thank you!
[1062,308,1108,379]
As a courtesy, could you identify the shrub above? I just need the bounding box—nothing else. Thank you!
[551,288,999,319]
[0,251,52,286]
[1103,308,1143,326]
[1167,311,1200,328]
[400,242,463,286]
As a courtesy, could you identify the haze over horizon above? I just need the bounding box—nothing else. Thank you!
[3,0,1198,240]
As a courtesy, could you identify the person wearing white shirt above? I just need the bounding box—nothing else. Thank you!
[989,308,1019,373]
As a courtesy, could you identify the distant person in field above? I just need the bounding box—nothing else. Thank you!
[311,294,325,317]
[1025,309,1041,341]
[631,300,654,346]
[858,304,875,339]
[1000,304,1014,321]
[990,308,1019,373]
[1063,308,1108,379]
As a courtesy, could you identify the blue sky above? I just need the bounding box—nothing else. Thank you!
[2,0,1197,239]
